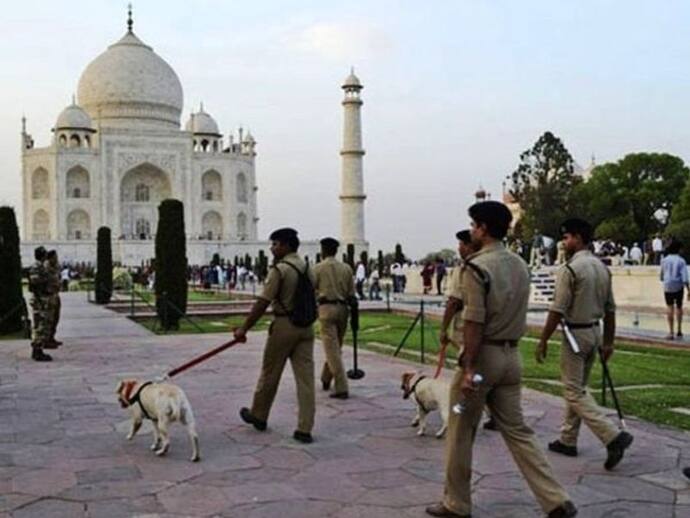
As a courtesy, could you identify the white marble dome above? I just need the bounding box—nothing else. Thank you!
[343,70,362,88]
[77,31,184,129]
[55,102,93,130]
[185,106,220,135]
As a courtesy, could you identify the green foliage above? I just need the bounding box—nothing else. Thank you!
[509,131,582,239]
[420,248,457,264]
[95,227,113,304]
[394,243,405,264]
[360,250,368,267]
[666,174,690,256]
[377,250,384,276]
[155,200,188,330]
[211,253,221,266]
[582,153,689,241]
[0,207,24,334]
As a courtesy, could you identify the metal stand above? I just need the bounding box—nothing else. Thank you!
[599,347,626,428]
[347,298,365,380]
[393,299,428,364]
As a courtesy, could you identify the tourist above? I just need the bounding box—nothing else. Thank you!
[536,218,633,472]
[355,259,367,299]
[435,257,447,295]
[643,239,653,265]
[630,243,643,265]
[60,265,71,291]
[421,261,435,295]
[660,240,689,340]
[313,237,354,399]
[235,228,316,444]
[390,262,402,293]
[28,247,53,362]
[653,234,664,265]
[368,268,381,300]
[428,201,576,518]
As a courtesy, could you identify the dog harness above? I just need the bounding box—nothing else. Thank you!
[410,375,430,413]
[127,381,156,421]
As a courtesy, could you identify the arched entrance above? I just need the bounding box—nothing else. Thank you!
[120,163,171,239]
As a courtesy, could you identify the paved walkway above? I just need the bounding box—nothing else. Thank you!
[0,293,688,517]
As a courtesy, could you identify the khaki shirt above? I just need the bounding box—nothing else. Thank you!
[447,266,464,336]
[550,249,616,323]
[259,253,314,314]
[312,257,354,302]
[461,242,530,340]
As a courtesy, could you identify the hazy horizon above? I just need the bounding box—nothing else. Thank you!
[2,0,690,259]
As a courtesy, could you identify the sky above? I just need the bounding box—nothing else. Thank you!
[1,0,690,258]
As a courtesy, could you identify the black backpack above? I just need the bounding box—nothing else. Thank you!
[276,261,317,327]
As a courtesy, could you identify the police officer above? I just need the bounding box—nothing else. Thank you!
[43,250,62,349]
[312,237,354,399]
[234,228,316,443]
[427,201,576,518]
[439,230,496,431]
[536,218,633,470]
[28,246,52,362]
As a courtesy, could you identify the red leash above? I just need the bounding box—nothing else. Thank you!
[433,342,448,379]
[166,336,247,378]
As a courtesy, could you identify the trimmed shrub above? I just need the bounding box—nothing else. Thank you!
[155,200,188,330]
[0,207,24,334]
[95,226,113,304]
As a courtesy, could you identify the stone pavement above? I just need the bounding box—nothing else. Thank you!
[0,293,689,517]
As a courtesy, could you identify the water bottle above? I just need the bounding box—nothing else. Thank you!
[452,373,484,415]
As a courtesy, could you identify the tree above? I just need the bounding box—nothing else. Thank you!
[394,243,405,264]
[0,207,24,334]
[211,253,221,266]
[377,250,384,276]
[155,200,187,330]
[666,177,690,258]
[421,248,457,265]
[95,227,113,304]
[584,153,689,242]
[509,131,582,239]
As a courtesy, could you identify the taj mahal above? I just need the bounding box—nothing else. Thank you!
[19,10,367,265]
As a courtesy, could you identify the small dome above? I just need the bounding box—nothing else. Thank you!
[342,68,362,89]
[185,105,220,135]
[244,130,255,143]
[55,101,93,130]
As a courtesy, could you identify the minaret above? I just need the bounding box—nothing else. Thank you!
[340,68,366,246]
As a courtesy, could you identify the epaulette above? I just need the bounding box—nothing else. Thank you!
[463,260,490,294]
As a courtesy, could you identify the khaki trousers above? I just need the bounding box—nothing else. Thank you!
[250,317,315,433]
[319,305,349,394]
[444,344,569,515]
[559,329,619,447]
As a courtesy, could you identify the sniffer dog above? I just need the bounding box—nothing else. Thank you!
[116,379,200,462]
[400,371,449,438]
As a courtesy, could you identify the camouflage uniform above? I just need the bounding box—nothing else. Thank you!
[28,259,51,352]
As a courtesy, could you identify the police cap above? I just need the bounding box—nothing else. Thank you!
[468,201,512,239]
[320,237,340,248]
[269,227,300,249]
[455,230,472,244]
[560,218,593,244]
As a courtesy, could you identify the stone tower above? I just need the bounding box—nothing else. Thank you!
[340,68,366,246]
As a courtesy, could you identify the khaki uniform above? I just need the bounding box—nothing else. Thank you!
[447,266,464,347]
[250,252,316,433]
[313,257,354,394]
[444,242,570,516]
[550,249,619,447]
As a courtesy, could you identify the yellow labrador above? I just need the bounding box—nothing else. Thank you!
[116,379,200,462]
[401,371,449,438]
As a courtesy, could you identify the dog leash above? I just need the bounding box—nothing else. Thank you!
[433,338,460,379]
[162,336,247,379]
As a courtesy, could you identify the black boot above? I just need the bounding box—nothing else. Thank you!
[31,348,52,362]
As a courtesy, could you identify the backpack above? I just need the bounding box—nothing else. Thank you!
[276,261,317,328]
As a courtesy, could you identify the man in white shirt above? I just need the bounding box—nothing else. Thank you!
[652,235,664,265]
[368,269,381,300]
[390,262,402,293]
[629,243,643,265]
[355,261,367,299]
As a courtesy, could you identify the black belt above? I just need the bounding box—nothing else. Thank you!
[318,298,347,305]
[485,339,518,347]
[565,322,599,329]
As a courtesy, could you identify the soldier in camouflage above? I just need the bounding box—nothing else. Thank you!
[28,246,52,361]
[43,250,62,349]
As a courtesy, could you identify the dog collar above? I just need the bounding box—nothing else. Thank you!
[127,381,156,421]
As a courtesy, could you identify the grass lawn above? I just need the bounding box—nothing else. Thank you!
[136,315,270,334]
[118,288,246,304]
[130,311,690,431]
